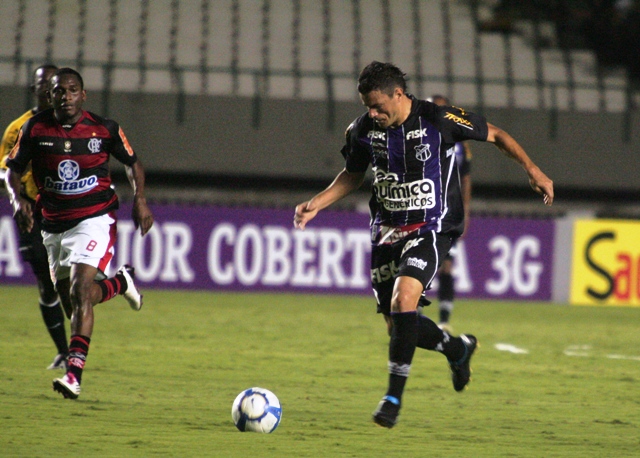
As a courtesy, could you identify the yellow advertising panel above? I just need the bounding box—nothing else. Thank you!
[570,219,640,306]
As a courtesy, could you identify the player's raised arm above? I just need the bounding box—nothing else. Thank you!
[294,169,365,230]
[486,123,554,206]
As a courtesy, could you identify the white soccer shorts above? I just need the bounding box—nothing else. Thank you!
[42,213,117,283]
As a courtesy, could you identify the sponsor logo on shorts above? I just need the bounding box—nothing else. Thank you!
[371,260,398,283]
[407,257,428,270]
[44,159,98,195]
[401,238,423,256]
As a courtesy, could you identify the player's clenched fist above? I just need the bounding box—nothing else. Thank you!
[293,200,319,230]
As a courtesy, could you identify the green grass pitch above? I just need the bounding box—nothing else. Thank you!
[1,285,639,457]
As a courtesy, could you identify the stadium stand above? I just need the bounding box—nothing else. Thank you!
[0,0,633,109]
[0,0,638,218]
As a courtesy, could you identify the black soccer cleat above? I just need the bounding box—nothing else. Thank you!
[372,396,401,428]
[449,334,478,392]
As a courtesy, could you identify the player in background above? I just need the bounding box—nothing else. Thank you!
[426,95,472,332]
[0,64,71,370]
[5,67,154,399]
[294,61,553,428]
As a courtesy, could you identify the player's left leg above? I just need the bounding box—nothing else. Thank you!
[415,313,477,391]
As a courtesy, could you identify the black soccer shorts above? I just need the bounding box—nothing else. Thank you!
[17,215,51,279]
[371,230,453,315]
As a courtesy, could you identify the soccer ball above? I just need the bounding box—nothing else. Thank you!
[231,387,282,433]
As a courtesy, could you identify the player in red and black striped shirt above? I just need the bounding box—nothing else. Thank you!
[5,68,154,399]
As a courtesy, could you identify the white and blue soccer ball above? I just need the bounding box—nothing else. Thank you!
[231,387,282,433]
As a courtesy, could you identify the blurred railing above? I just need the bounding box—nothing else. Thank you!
[0,0,635,139]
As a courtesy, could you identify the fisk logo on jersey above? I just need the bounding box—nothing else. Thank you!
[372,169,436,211]
[406,128,427,140]
[44,159,98,195]
[367,131,386,141]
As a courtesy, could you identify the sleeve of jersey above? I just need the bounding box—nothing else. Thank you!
[108,122,138,166]
[4,123,32,174]
[437,107,488,144]
[0,120,20,169]
[341,121,370,173]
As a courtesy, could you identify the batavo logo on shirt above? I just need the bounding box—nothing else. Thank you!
[43,159,98,195]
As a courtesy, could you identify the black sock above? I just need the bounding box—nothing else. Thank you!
[438,272,454,323]
[68,335,91,384]
[439,307,451,324]
[96,272,128,303]
[438,272,454,302]
[386,311,418,402]
[39,299,69,355]
[416,314,465,361]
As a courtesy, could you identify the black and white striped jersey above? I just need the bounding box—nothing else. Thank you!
[341,96,487,240]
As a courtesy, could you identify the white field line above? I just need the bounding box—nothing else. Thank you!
[494,343,529,354]
[493,343,640,361]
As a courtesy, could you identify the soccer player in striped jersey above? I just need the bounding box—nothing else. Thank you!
[5,67,154,399]
[294,61,553,428]
[0,64,72,371]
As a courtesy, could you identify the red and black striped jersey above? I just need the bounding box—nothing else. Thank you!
[6,109,138,233]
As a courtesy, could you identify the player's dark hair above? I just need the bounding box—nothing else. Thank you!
[428,94,450,105]
[33,64,58,79]
[51,67,84,90]
[357,61,407,96]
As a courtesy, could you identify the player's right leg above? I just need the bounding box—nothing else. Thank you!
[403,233,478,392]
[373,276,423,428]
[53,262,97,400]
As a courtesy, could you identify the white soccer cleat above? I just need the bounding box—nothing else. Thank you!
[47,353,68,371]
[52,372,81,399]
[117,265,143,311]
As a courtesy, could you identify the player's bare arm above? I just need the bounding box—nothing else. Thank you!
[294,169,365,230]
[486,123,554,206]
[4,168,34,232]
[126,160,154,236]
